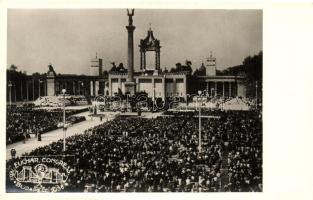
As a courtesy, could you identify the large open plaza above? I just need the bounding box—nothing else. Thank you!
[6,104,262,192]
[5,9,262,193]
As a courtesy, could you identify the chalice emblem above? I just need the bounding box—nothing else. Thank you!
[34,164,48,184]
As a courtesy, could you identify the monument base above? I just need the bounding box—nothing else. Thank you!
[124,81,136,95]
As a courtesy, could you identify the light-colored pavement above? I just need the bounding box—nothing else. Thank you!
[6,111,118,159]
[141,112,163,118]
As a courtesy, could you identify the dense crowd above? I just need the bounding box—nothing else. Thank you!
[225,111,262,191]
[180,96,260,111]
[6,109,262,192]
[34,95,89,107]
[6,105,86,144]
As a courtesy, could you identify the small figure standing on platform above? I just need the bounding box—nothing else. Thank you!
[137,108,142,116]
[38,132,41,141]
[23,132,27,144]
[127,9,134,25]
[10,148,16,159]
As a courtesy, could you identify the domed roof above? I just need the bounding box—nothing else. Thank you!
[199,63,206,71]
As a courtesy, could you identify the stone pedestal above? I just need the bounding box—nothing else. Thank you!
[90,81,94,96]
[46,64,56,96]
[95,81,99,96]
[47,78,55,96]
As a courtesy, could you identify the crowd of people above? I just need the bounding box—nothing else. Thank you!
[6,105,86,144]
[34,95,89,107]
[179,96,260,111]
[225,111,262,192]
[6,109,262,192]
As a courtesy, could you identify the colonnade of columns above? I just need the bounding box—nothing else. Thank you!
[109,77,187,101]
[55,80,104,96]
[205,81,237,97]
[8,76,108,104]
[10,79,48,102]
[7,78,49,103]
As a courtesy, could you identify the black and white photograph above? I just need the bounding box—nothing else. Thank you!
[1,0,313,200]
[4,8,263,193]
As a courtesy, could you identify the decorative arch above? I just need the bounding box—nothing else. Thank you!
[139,28,161,71]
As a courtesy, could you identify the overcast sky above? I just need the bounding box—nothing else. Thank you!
[7,9,262,75]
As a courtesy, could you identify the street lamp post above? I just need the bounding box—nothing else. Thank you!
[255,81,258,109]
[26,80,29,101]
[13,84,16,102]
[8,81,12,106]
[81,82,84,96]
[196,95,198,111]
[62,89,66,152]
[39,79,43,98]
[126,94,131,112]
[210,88,214,110]
[198,90,202,153]
[32,78,35,101]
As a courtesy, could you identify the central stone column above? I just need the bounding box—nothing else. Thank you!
[124,9,136,95]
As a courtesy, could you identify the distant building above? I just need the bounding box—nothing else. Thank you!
[206,52,216,76]
[108,23,246,100]
[46,63,107,97]
[6,10,247,103]
[90,54,103,77]
[108,27,188,101]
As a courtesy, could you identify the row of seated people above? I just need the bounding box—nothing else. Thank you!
[6,110,262,192]
[6,105,86,144]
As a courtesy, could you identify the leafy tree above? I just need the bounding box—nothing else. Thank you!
[193,63,206,76]
[169,61,193,74]
[9,64,17,71]
[209,51,262,98]
[243,51,262,98]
